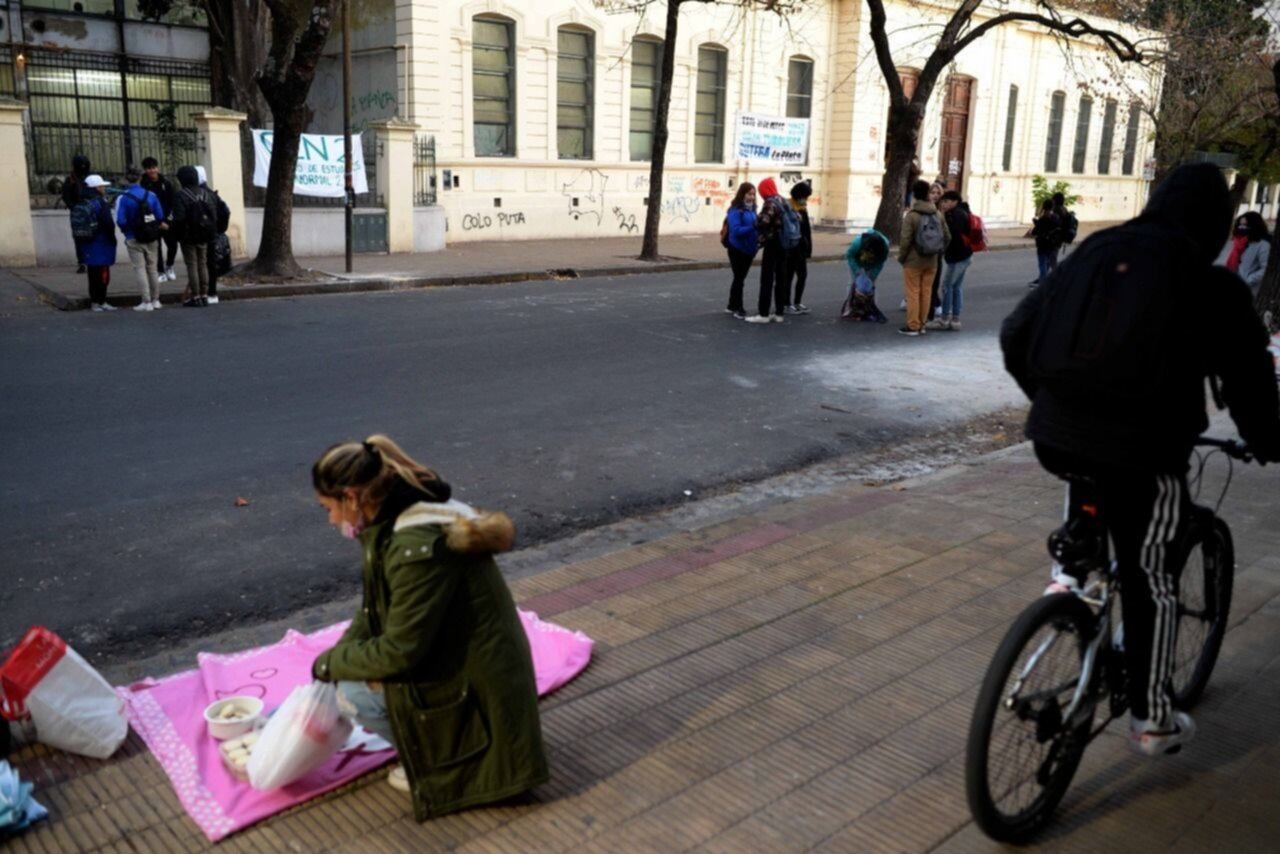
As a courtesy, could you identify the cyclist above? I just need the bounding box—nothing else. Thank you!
[1000,163,1280,757]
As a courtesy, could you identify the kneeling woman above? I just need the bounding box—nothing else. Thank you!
[310,436,548,820]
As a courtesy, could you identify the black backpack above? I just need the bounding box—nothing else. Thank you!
[70,199,100,240]
[128,187,162,243]
[1027,222,1191,407]
[183,188,217,243]
[1059,209,1079,244]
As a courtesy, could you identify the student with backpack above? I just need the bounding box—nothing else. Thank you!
[747,177,792,324]
[76,175,119,312]
[1029,199,1062,286]
[1001,163,1280,756]
[116,164,168,312]
[62,155,92,274]
[196,166,232,304]
[897,179,950,336]
[784,181,814,314]
[171,165,219,307]
[930,190,982,331]
[721,182,759,318]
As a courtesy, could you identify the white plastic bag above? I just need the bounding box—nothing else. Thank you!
[247,682,353,790]
[0,627,127,760]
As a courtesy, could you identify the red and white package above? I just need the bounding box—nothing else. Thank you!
[0,627,128,759]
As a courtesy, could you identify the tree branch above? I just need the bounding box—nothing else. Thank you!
[865,0,904,104]
[949,12,1143,65]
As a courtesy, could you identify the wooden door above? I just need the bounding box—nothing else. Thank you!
[938,76,973,192]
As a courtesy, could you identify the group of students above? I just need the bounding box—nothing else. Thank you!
[724,175,986,336]
[1028,192,1080,286]
[62,155,231,311]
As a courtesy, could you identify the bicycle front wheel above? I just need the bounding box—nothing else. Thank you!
[966,594,1096,843]
[1172,517,1234,709]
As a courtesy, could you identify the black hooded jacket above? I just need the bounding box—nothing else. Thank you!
[1001,163,1280,468]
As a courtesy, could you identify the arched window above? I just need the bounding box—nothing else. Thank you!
[557,26,594,160]
[629,37,663,162]
[1121,103,1142,175]
[1001,85,1018,172]
[1044,90,1066,173]
[787,57,813,119]
[1097,99,1118,175]
[1071,95,1093,174]
[695,44,728,163]
[473,15,515,157]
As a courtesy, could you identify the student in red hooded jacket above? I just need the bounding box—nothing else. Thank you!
[747,177,790,323]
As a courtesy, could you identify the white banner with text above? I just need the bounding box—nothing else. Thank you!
[252,129,368,198]
[734,113,810,166]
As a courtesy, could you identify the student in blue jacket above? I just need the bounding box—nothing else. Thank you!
[80,175,120,312]
[116,164,168,312]
[840,229,890,323]
[722,182,759,318]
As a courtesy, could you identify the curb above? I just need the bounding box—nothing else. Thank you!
[19,240,1035,311]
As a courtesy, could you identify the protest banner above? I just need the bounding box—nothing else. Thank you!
[734,113,810,166]
[252,130,368,198]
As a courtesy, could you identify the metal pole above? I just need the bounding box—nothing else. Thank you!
[343,0,353,273]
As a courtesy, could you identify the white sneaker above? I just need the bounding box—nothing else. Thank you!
[770,314,784,323]
[899,298,908,310]
[793,303,811,314]
[1130,712,1196,756]
[133,302,153,312]
[206,296,219,305]
[101,303,117,312]
[166,269,177,282]
[745,315,771,324]
[91,303,108,312]
[387,764,410,792]
[151,300,162,310]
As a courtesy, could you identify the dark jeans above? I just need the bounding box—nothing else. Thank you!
[86,265,110,304]
[1036,443,1189,729]
[1036,246,1060,282]
[758,242,788,317]
[726,247,753,312]
[929,255,943,316]
[786,249,809,306]
[72,232,86,266]
[160,231,180,274]
[207,248,219,297]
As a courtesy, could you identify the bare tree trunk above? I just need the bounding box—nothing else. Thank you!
[245,0,337,278]
[204,0,271,202]
[639,0,681,262]
[1228,172,1250,215]
[874,100,925,243]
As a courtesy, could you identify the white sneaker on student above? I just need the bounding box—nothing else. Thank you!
[387,764,410,792]
[745,314,771,324]
[770,314,784,323]
[100,303,117,311]
[1130,712,1196,756]
[91,303,108,312]
[133,302,153,312]
[151,299,162,310]
[206,295,219,305]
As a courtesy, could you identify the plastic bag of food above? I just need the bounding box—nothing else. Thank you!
[246,682,352,790]
[0,627,127,760]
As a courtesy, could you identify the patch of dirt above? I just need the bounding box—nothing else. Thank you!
[220,268,338,287]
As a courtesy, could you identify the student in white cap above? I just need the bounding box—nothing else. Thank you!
[79,175,119,311]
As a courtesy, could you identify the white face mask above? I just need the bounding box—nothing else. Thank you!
[340,519,364,540]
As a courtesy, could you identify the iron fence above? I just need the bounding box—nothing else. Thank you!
[414,134,437,206]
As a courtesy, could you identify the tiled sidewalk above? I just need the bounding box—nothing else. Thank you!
[6,443,1279,852]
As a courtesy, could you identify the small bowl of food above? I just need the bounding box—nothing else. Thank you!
[219,729,261,780]
[203,696,264,741]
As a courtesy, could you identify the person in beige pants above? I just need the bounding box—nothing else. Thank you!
[897,180,950,336]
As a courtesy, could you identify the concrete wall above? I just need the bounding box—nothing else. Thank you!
[393,0,1158,241]
[241,206,447,258]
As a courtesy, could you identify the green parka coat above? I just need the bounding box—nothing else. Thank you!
[312,489,548,821]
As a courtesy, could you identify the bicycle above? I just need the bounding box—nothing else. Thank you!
[963,437,1253,842]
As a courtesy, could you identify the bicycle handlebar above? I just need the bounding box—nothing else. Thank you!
[1195,437,1255,463]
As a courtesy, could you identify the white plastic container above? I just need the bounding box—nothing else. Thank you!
[202,697,264,741]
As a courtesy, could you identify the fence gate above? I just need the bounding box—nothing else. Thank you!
[415,134,437,206]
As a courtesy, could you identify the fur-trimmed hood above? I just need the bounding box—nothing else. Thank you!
[394,499,515,554]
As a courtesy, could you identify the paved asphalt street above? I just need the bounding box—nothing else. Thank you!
[1,248,1042,658]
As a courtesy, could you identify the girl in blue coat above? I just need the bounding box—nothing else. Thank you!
[80,175,119,311]
[841,229,890,323]
[722,182,758,318]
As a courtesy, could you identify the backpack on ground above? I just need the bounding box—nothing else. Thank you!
[1027,223,1190,407]
[779,203,803,250]
[70,200,100,241]
[183,188,217,244]
[964,212,988,252]
[913,212,945,256]
[128,188,162,243]
[720,214,730,248]
[1059,209,1079,244]
[211,233,232,275]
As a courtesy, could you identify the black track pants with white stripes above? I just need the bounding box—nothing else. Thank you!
[1036,444,1190,729]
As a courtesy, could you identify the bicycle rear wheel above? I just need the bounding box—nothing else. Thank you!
[966,594,1096,843]
[1171,517,1234,709]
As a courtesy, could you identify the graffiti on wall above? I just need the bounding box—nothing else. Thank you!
[661,196,702,223]
[562,168,610,225]
[461,211,527,232]
[612,207,638,233]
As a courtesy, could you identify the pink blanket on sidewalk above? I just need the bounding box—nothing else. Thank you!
[119,610,592,842]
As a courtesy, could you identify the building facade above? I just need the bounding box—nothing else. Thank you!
[374,0,1161,243]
